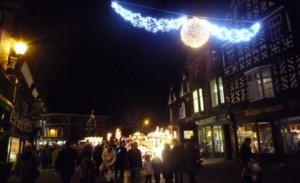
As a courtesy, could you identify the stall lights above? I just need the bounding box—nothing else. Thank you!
[111,1,261,48]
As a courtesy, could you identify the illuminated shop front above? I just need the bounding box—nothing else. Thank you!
[196,114,231,159]
[280,117,300,154]
[232,102,300,163]
[237,122,274,155]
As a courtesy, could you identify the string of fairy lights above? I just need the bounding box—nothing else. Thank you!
[111,1,261,48]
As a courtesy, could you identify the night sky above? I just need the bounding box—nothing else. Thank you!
[22,0,230,117]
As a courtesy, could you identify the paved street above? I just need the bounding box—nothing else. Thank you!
[6,158,299,183]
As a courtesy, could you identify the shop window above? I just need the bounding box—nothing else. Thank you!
[281,120,300,154]
[49,128,57,137]
[245,67,274,101]
[237,123,259,154]
[258,122,275,154]
[213,126,224,154]
[237,122,274,154]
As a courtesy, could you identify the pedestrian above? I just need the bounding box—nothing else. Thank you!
[79,144,95,183]
[55,141,79,183]
[241,154,262,183]
[15,143,40,183]
[240,137,253,168]
[115,140,127,182]
[161,143,173,183]
[171,139,184,183]
[38,147,47,170]
[101,143,117,183]
[151,155,162,183]
[92,143,103,177]
[52,146,61,167]
[183,141,200,183]
[143,154,154,183]
[126,141,143,183]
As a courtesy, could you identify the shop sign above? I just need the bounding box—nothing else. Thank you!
[244,104,284,117]
[195,116,216,126]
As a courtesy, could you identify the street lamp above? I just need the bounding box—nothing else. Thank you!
[7,41,28,71]
[14,42,28,55]
[144,119,149,125]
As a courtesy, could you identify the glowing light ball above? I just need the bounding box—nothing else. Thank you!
[180,18,211,48]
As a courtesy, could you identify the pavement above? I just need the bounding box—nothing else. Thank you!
[5,158,300,183]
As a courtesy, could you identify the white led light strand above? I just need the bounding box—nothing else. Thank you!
[111,1,187,33]
[209,22,261,42]
[111,1,261,48]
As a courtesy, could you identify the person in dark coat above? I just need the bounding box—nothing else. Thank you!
[115,140,127,182]
[79,144,95,183]
[171,139,184,183]
[126,141,142,183]
[92,144,103,177]
[151,155,162,183]
[55,141,79,183]
[161,143,173,183]
[184,141,200,183]
[15,143,40,183]
[240,137,253,167]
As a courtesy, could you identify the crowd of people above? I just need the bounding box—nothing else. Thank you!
[13,138,202,183]
[13,137,263,183]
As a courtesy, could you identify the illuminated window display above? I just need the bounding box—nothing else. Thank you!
[198,125,224,157]
[237,122,274,154]
[281,120,300,154]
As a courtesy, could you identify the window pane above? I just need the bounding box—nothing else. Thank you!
[281,121,300,154]
[210,79,218,106]
[262,68,274,98]
[218,77,225,104]
[237,123,259,153]
[247,71,263,101]
[213,126,224,153]
[198,88,204,111]
[258,122,275,154]
[193,90,199,113]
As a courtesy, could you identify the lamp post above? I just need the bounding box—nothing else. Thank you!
[6,41,28,162]
[7,41,28,71]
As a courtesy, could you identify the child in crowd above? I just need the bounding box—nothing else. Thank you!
[241,155,261,183]
[143,154,154,183]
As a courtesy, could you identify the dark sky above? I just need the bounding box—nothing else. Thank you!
[23,0,230,116]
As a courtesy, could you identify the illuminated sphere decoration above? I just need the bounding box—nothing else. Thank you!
[180,18,211,48]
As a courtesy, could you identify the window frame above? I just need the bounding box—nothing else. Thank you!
[245,66,275,101]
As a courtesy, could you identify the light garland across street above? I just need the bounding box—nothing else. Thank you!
[111,1,261,48]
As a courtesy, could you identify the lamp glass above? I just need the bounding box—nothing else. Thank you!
[14,42,28,55]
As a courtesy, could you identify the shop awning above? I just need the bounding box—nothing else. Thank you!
[0,94,14,111]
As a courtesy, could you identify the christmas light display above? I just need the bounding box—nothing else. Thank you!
[111,1,187,33]
[111,1,261,48]
[180,18,211,48]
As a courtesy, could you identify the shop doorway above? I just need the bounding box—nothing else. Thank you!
[198,125,225,158]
